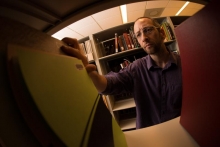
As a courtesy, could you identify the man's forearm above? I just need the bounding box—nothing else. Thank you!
[88,70,107,93]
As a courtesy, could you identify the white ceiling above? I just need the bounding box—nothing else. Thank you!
[52,0,204,40]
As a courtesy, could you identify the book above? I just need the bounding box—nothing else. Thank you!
[127,34,134,49]
[79,43,87,56]
[85,40,94,61]
[7,44,128,147]
[115,33,118,53]
[123,33,132,49]
[120,35,128,50]
[118,36,125,51]
[161,22,171,41]
[120,59,131,69]
[164,22,175,40]
[129,26,140,48]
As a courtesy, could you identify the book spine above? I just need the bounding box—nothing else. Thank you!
[127,34,134,49]
[165,22,175,40]
[163,22,172,40]
[162,22,170,41]
[115,33,118,53]
[85,40,94,61]
[85,40,92,53]
[129,26,140,48]
[123,33,132,49]
[160,26,168,42]
[79,43,87,56]
[120,35,128,50]
[118,36,125,51]
[129,29,137,48]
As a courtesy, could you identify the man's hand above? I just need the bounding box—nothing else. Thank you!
[61,37,88,66]
[61,37,97,74]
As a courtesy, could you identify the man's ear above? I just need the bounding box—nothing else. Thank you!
[159,27,166,40]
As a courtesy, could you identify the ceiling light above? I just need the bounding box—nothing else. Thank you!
[150,10,158,16]
[120,5,127,24]
[175,1,190,16]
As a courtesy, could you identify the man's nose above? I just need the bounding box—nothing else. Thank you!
[141,32,149,42]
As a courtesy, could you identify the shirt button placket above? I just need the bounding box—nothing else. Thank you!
[161,72,166,120]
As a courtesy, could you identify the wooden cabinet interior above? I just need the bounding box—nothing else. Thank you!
[78,16,189,131]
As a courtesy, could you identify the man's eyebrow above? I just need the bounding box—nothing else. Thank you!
[135,30,140,34]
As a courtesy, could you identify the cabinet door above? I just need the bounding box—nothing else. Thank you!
[175,1,220,146]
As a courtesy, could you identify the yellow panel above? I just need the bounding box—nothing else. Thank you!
[17,46,98,147]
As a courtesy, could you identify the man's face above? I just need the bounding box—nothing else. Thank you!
[134,18,164,55]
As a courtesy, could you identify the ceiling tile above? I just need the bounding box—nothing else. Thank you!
[75,23,102,37]
[127,10,145,22]
[179,8,201,16]
[92,7,121,21]
[67,16,96,30]
[52,0,205,40]
[166,1,186,8]
[127,1,146,12]
[97,15,122,30]
[52,27,83,40]
[160,7,179,17]
[145,8,165,17]
[186,2,205,9]
[146,1,169,9]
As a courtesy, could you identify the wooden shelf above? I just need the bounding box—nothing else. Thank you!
[113,98,135,111]
[120,118,136,131]
[98,40,175,61]
[99,48,144,61]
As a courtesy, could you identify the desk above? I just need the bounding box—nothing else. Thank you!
[124,117,199,147]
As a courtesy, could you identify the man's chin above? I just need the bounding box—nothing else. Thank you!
[144,48,153,54]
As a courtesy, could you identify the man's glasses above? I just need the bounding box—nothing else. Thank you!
[135,26,159,39]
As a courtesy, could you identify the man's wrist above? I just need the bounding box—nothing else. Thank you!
[85,64,97,74]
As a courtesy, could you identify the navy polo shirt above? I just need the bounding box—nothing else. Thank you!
[101,52,182,129]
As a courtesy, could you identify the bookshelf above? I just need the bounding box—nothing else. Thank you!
[78,36,95,63]
[80,16,186,131]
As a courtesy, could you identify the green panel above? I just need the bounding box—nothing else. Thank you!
[81,95,100,147]
[17,47,98,147]
[112,118,128,147]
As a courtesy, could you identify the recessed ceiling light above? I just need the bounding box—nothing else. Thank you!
[176,1,190,16]
[150,10,158,16]
[120,5,127,24]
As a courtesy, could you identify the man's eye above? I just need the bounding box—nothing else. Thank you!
[145,28,152,33]
[136,33,140,38]
[143,28,148,33]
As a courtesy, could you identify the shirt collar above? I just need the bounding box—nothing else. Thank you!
[146,52,178,70]
[146,55,155,70]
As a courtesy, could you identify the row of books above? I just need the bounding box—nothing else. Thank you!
[115,26,141,52]
[100,21,176,57]
[120,59,131,69]
[161,21,175,42]
[79,40,94,61]
[107,54,145,73]
[102,26,141,56]
[108,58,133,72]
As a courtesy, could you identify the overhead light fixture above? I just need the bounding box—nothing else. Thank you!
[175,1,190,16]
[150,10,158,16]
[120,5,127,24]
